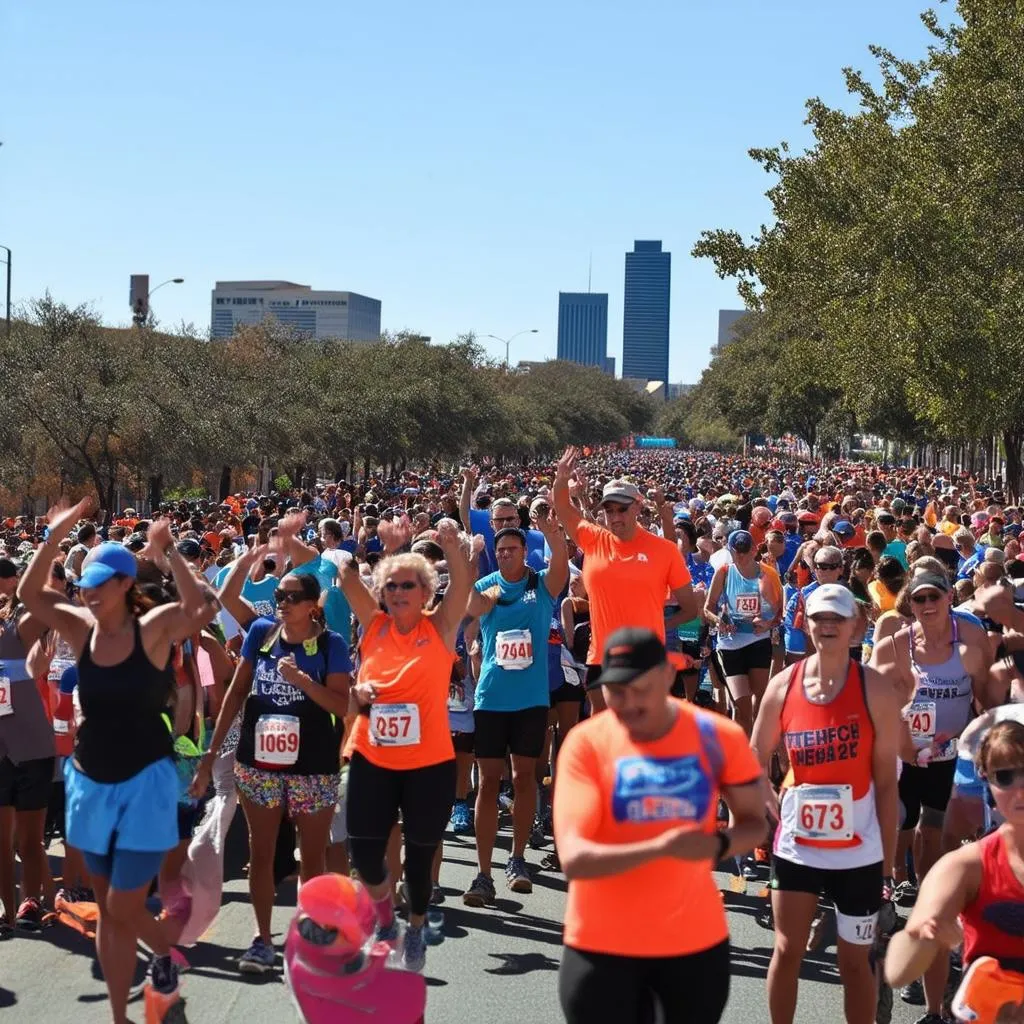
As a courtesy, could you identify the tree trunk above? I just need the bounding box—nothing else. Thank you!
[1003,429,1023,502]
[362,458,370,483]
[148,473,163,510]
[292,465,305,492]
[219,464,232,502]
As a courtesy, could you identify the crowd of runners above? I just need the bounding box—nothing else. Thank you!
[0,445,1021,1023]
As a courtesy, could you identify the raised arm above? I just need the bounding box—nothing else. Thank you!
[434,518,474,649]
[16,498,94,653]
[552,446,582,541]
[458,466,478,535]
[216,544,266,631]
[537,508,569,599]
[278,510,318,569]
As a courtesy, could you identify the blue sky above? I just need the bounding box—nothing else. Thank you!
[3,1,935,383]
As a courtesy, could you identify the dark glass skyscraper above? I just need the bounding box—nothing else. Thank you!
[622,240,670,382]
[557,292,609,369]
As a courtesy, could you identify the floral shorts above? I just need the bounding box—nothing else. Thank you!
[234,762,340,818]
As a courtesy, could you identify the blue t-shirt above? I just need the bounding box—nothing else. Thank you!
[291,553,353,639]
[883,539,909,570]
[475,568,555,711]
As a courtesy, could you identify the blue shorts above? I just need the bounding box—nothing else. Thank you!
[82,848,165,891]
[65,757,179,857]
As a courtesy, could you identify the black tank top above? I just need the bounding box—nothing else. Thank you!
[74,619,174,783]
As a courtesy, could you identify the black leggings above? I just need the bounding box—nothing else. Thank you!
[559,941,730,1024]
[346,752,456,916]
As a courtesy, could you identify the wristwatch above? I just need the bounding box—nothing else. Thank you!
[714,829,730,861]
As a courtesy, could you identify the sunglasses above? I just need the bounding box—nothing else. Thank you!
[492,516,519,526]
[384,580,419,592]
[602,502,633,513]
[911,591,944,605]
[984,766,1024,789]
[274,589,308,605]
[814,562,842,570]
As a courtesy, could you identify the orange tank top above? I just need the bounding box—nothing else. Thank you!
[346,611,455,770]
[780,658,875,849]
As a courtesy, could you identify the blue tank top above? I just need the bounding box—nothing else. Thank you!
[719,564,775,651]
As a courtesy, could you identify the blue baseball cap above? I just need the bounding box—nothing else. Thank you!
[77,543,138,590]
[833,520,855,539]
[728,530,754,553]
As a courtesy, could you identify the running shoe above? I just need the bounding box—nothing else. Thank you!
[0,917,12,940]
[170,947,192,973]
[895,881,918,907]
[497,781,514,812]
[375,916,401,944]
[540,850,561,872]
[401,923,426,973]
[911,1015,953,1024]
[741,856,760,880]
[900,979,925,1005]
[238,937,276,974]
[462,872,496,907]
[145,954,185,1023]
[505,856,533,894]
[449,799,473,836]
[429,883,445,906]
[529,814,547,850]
[15,897,43,933]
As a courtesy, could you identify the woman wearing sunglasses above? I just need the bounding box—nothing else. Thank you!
[192,551,353,976]
[886,720,1024,1023]
[340,517,473,974]
[873,567,1001,1014]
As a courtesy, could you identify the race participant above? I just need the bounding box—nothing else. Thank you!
[462,510,568,905]
[18,500,214,1024]
[885,720,1024,1023]
[551,447,696,712]
[676,518,712,700]
[446,616,478,838]
[750,584,902,1024]
[704,529,782,737]
[191,545,352,976]
[782,544,845,665]
[0,556,56,934]
[341,518,472,973]
[553,627,766,1024]
[873,569,1000,1013]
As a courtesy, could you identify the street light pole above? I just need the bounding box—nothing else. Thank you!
[0,245,10,337]
[131,275,184,326]
[483,328,538,367]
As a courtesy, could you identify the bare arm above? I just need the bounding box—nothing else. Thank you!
[278,510,318,569]
[338,562,381,631]
[865,666,902,875]
[666,582,698,628]
[434,520,473,649]
[216,546,263,631]
[538,510,569,599]
[704,565,730,631]
[560,598,576,646]
[552,446,583,541]
[458,466,477,535]
[190,658,254,795]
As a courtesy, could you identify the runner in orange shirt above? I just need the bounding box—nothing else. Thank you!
[551,447,696,711]
[554,626,765,1023]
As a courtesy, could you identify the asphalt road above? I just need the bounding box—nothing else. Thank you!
[0,816,928,1024]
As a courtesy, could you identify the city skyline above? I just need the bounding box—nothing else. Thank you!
[556,291,610,371]
[621,241,671,384]
[2,1,936,384]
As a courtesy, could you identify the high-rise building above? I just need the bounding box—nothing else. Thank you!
[711,309,748,357]
[557,292,609,369]
[622,240,670,384]
[210,281,381,341]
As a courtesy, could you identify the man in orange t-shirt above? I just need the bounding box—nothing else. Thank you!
[553,627,765,1024]
[551,447,697,709]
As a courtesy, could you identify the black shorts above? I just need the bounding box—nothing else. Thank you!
[771,856,883,943]
[718,638,773,677]
[474,706,548,759]
[898,758,957,830]
[585,663,601,688]
[0,756,55,812]
[559,940,730,1024]
[679,640,702,663]
[451,731,475,755]
[550,680,584,705]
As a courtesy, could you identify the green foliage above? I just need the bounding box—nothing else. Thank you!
[691,0,1024,494]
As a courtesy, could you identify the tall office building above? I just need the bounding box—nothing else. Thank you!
[622,240,671,383]
[711,309,747,357]
[557,292,609,370]
[210,281,381,341]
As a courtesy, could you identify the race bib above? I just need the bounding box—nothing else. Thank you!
[0,676,11,718]
[906,701,936,742]
[735,594,760,617]
[254,714,300,768]
[370,703,421,746]
[447,681,470,713]
[53,718,70,735]
[496,629,533,670]
[794,783,854,842]
[48,658,74,684]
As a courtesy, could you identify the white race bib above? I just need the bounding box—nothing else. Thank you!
[496,629,533,670]
[48,658,74,684]
[0,676,12,718]
[254,714,300,767]
[735,593,760,617]
[906,701,937,742]
[370,703,421,746]
[794,783,854,842]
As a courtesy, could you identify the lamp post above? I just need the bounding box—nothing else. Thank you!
[131,275,184,326]
[0,245,10,337]
[483,328,538,367]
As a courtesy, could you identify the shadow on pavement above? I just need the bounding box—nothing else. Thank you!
[484,951,560,976]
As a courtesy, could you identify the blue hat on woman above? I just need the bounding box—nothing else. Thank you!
[78,543,138,590]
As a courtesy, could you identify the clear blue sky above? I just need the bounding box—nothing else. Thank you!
[3,0,934,383]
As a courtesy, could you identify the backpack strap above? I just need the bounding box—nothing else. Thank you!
[695,709,724,782]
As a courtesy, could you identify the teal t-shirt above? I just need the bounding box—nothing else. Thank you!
[291,554,351,641]
[883,539,909,570]
[475,568,555,712]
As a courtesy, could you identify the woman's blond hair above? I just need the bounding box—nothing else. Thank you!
[371,552,439,605]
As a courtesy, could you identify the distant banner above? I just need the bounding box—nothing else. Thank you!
[634,437,676,449]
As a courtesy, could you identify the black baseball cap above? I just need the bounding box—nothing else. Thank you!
[0,557,19,579]
[589,627,667,689]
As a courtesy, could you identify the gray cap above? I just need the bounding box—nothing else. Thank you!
[601,479,642,505]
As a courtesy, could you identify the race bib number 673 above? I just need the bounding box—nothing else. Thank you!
[794,783,854,843]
